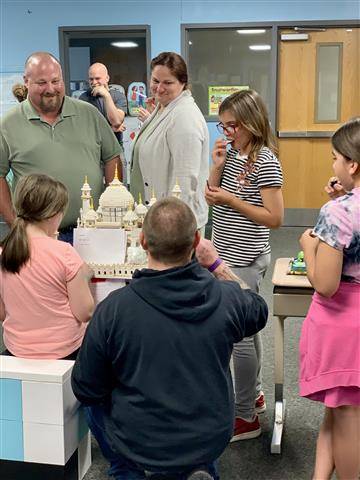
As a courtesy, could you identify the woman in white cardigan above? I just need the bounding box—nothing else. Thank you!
[130,52,209,229]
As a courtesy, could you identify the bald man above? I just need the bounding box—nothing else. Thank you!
[0,52,121,242]
[80,63,127,141]
[80,62,128,181]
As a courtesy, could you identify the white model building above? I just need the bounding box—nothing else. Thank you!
[98,169,134,227]
[75,167,150,278]
[74,169,182,279]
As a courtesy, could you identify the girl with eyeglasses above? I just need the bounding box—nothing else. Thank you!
[206,89,284,441]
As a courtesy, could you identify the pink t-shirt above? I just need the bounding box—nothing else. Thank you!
[0,237,86,359]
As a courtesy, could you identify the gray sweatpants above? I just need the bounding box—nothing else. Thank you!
[231,253,270,421]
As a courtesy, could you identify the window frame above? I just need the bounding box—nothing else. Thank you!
[314,42,343,124]
[58,24,151,96]
[181,20,358,128]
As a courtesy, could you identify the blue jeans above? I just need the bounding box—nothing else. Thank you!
[84,406,219,480]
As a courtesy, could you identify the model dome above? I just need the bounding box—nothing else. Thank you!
[123,206,139,224]
[99,166,134,209]
[135,194,148,216]
[84,209,98,222]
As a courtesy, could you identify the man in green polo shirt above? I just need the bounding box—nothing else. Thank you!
[0,51,121,242]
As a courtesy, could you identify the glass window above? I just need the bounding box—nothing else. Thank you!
[187,28,272,119]
[315,43,343,123]
[63,30,148,97]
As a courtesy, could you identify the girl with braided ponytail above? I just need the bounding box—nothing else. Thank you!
[0,174,94,359]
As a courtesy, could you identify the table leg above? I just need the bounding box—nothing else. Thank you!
[77,431,91,480]
[271,315,286,454]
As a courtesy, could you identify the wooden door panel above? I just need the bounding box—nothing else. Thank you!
[278,27,359,210]
[279,139,333,208]
[278,37,314,132]
[279,28,359,131]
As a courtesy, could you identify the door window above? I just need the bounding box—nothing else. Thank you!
[59,27,149,97]
[186,27,273,119]
[315,43,343,123]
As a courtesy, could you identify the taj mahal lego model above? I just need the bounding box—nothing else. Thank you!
[73,168,182,279]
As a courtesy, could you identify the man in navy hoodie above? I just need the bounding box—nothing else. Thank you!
[71,197,268,480]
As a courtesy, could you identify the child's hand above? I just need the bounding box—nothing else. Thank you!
[205,185,234,206]
[299,229,319,251]
[324,177,345,199]
[211,138,228,170]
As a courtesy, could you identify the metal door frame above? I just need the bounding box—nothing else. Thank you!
[58,24,151,96]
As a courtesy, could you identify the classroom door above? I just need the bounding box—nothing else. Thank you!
[277,27,359,212]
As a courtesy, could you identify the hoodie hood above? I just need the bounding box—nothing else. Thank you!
[130,259,221,322]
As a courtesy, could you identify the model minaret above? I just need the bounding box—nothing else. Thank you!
[172,179,182,199]
[110,164,121,186]
[84,197,98,227]
[149,188,157,207]
[135,193,148,225]
[81,175,92,217]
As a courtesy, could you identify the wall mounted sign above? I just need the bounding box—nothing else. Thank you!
[208,85,249,116]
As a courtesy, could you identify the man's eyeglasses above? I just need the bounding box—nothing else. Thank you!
[216,122,238,135]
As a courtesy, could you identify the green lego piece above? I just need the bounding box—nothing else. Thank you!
[288,251,307,275]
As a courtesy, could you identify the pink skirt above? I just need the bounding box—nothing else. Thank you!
[299,281,360,407]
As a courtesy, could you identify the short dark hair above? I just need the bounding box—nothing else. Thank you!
[142,197,197,264]
[150,52,188,88]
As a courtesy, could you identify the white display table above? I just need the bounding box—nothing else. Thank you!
[0,356,91,479]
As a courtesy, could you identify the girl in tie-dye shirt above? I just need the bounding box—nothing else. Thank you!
[312,187,360,283]
[299,117,360,480]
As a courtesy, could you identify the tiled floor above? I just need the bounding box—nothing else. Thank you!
[0,226,324,479]
[83,227,324,480]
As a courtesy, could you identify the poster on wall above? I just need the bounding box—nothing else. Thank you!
[127,81,147,116]
[208,85,249,116]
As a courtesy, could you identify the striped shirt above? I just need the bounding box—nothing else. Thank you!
[213,146,283,267]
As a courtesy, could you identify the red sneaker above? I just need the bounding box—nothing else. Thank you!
[230,415,261,442]
[255,391,266,414]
